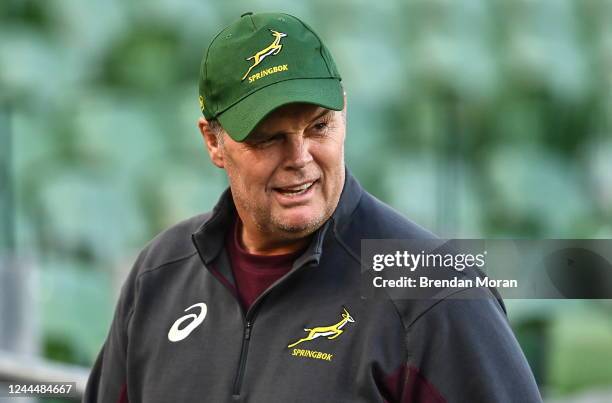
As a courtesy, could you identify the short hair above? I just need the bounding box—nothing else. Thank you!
[208,119,225,144]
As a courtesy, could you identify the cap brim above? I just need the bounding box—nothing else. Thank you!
[217,78,344,142]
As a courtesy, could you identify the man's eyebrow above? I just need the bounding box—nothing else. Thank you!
[247,129,288,141]
[249,109,333,140]
[310,108,332,122]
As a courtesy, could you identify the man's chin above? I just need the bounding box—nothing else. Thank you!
[272,212,326,236]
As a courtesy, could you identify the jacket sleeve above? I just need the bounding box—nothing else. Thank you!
[82,253,142,403]
[391,287,543,403]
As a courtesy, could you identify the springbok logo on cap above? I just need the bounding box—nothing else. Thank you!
[241,29,287,81]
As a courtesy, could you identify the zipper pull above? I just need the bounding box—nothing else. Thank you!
[244,321,252,340]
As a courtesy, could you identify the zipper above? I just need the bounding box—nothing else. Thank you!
[232,320,252,397]
[192,213,326,399]
[229,258,317,398]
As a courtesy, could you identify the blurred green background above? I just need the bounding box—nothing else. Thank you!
[1,0,612,401]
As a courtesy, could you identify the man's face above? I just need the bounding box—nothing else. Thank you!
[214,103,346,243]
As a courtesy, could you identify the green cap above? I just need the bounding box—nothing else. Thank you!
[198,12,343,141]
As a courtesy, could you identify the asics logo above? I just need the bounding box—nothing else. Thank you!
[168,302,207,342]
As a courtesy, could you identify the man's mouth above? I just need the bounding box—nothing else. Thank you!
[273,180,317,197]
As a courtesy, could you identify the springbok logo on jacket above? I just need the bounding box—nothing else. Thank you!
[287,307,355,348]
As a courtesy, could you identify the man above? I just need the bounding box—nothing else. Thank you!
[84,12,542,403]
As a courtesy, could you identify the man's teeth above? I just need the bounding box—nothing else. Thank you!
[278,182,314,194]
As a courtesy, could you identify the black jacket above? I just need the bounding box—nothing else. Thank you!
[84,171,542,403]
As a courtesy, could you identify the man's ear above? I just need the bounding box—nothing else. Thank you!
[198,117,224,169]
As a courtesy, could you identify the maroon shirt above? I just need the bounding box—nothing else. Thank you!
[226,216,304,311]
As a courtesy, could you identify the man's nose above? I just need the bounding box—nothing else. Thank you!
[284,136,313,169]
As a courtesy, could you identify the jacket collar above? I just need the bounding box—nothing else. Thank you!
[191,167,363,266]
[329,167,364,232]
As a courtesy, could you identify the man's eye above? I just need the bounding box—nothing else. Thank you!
[254,135,282,146]
[313,122,328,131]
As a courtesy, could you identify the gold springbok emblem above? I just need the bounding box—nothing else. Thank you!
[241,29,287,81]
[287,307,355,348]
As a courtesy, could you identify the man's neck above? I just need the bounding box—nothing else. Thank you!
[238,220,312,256]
